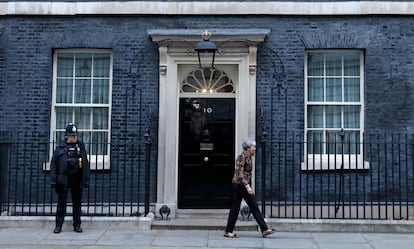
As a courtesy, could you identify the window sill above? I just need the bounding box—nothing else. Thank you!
[43,161,110,171]
[301,155,370,171]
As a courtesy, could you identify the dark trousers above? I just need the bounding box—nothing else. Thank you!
[225,183,268,233]
[56,186,83,228]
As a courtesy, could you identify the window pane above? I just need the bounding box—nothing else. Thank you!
[75,53,92,77]
[307,131,323,154]
[344,78,360,102]
[326,130,342,155]
[56,107,73,129]
[56,79,73,103]
[308,78,323,101]
[93,108,109,129]
[57,53,74,77]
[80,131,91,152]
[181,68,234,93]
[326,54,342,76]
[74,107,91,129]
[93,79,109,104]
[325,106,341,128]
[55,131,65,142]
[326,78,342,102]
[91,131,109,155]
[307,52,324,76]
[307,106,323,128]
[344,106,360,128]
[74,79,91,103]
[93,54,111,77]
[344,53,360,76]
[344,131,360,154]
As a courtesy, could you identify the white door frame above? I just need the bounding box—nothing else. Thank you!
[148,29,270,217]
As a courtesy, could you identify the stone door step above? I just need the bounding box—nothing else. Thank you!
[175,209,230,219]
[152,218,258,230]
[152,209,258,230]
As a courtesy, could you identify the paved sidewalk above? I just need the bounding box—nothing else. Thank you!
[1,227,414,249]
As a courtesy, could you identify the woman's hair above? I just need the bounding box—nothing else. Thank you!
[242,139,256,150]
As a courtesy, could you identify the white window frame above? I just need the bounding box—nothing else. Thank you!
[48,49,113,170]
[303,49,368,170]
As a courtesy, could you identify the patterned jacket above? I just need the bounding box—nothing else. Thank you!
[231,150,253,186]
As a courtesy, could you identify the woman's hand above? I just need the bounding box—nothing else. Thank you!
[245,184,254,195]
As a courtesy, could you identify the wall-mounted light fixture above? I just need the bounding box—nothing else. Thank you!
[195,29,218,69]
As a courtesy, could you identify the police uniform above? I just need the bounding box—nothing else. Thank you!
[50,123,90,233]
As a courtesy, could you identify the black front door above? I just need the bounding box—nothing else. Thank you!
[178,98,235,208]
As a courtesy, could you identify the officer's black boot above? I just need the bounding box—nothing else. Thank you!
[53,226,62,233]
[54,217,64,233]
[74,224,83,233]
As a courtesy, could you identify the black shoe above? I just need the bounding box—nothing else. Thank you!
[74,225,83,233]
[53,226,62,233]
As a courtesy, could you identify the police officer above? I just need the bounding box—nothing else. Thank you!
[50,123,90,233]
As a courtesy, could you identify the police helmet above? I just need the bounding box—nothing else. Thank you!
[65,123,78,136]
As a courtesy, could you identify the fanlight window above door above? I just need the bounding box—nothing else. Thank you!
[181,68,235,93]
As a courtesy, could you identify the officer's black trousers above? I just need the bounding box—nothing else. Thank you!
[56,186,83,228]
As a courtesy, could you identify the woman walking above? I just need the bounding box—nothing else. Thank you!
[224,139,276,238]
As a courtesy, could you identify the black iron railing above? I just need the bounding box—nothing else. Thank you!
[0,133,155,217]
[257,132,414,220]
[0,132,413,220]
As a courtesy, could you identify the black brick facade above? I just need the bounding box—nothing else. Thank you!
[0,14,413,212]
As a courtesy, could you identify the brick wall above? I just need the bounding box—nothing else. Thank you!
[0,15,413,210]
[1,15,413,136]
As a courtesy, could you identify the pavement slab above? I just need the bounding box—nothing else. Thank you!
[0,227,414,249]
[96,229,155,246]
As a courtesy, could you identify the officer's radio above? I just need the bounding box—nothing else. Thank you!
[67,144,82,173]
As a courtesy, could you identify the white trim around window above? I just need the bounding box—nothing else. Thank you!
[49,49,113,170]
[303,49,368,170]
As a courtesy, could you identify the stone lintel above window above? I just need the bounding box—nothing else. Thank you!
[299,34,372,49]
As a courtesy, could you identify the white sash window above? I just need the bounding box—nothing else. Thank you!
[304,50,367,170]
[51,49,113,169]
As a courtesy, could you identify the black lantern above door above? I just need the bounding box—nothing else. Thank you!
[195,29,218,69]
